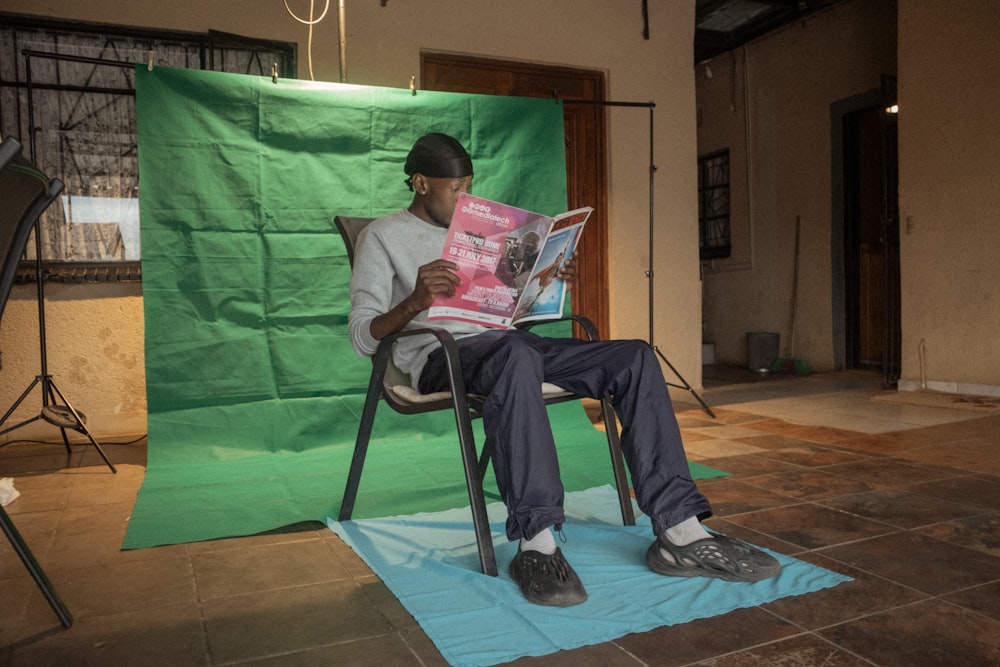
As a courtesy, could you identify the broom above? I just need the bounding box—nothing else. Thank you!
[773,215,806,374]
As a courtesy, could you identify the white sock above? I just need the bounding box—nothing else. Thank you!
[662,516,712,546]
[520,527,557,555]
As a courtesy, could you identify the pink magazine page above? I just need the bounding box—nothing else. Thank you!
[429,193,552,328]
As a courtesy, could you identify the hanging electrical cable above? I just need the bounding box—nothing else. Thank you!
[283,0,331,81]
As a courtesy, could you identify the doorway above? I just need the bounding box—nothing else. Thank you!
[834,80,900,385]
[421,53,610,339]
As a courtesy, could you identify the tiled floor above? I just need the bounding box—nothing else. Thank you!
[2,369,999,666]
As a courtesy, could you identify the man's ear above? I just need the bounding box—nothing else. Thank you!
[410,173,428,196]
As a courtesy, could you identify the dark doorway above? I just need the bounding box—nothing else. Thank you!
[841,81,899,384]
[421,53,610,340]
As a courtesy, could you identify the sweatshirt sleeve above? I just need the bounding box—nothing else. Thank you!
[347,225,390,358]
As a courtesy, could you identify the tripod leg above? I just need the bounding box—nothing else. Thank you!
[0,376,42,431]
[47,380,117,473]
[0,505,73,628]
[653,346,716,419]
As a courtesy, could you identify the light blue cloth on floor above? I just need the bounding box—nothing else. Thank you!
[328,486,850,667]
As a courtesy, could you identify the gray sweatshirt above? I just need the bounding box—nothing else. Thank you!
[348,208,486,387]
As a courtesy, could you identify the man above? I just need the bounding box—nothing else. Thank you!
[348,132,780,607]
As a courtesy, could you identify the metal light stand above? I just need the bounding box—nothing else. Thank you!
[564,100,714,418]
[642,104,714,418]
[0,186,117,473]
[0,50,118,472]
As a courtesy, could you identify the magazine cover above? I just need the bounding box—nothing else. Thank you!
[428,193,553,328]
[429,193,592,329]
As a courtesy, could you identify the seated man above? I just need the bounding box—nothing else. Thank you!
[348,132,780,607]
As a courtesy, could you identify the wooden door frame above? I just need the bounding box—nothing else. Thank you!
[421,53,610,339]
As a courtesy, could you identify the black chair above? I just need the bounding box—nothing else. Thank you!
[334,215,635,576]
[0,136,73,628]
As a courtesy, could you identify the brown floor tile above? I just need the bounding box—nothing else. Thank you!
[43,527,186,571]
[739,419,803,436]
[4,372,998,666]
[614,607,801,667]
[904,473,1000,510]
[202,579,394,664]
[821,458,967,488]
[53,501,134,538]
[819,598,1000,666]
[695,479,800,517]
[679,429,718,442]
[820,488,986,529]
[917,511,1000,557]
[834,430,937,455]
[697,454,803,479]
[245,634,431,666]
[941,581,1000,621]
[731,434,816,450]
[678,415,724,430]
[352,574,421,633]
[1,479,72,514]
[6,601,208,667]
[898,437,1000,474]
[695,408,771,426]
[191,537,349,599]
[502,641,645,666]
[819,531,1000,595]
[916,415,1000,441]
[48,554,197,619]
[398,627,451,666]
[762,552,928,630]
[741,469,874,501]
[777,425,863,446]
[755,445,870,468]
[724,503,896,550]
[0,577,39,646]
[690,633,873,666]
[0,515,58,579]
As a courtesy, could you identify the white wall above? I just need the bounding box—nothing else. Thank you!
[0,1,704,441]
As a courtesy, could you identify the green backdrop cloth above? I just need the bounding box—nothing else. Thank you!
[125,67,724,549]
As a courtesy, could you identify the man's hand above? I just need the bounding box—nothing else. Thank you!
[556,252,578,286]
[368,259,460,341]
[410,259,462,311]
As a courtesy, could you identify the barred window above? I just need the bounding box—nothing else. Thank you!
[698,149,731,260]
[0,14,295,279]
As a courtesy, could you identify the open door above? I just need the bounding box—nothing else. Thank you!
[842,75,900,385]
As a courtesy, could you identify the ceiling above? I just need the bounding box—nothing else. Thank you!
[694,0,847,63]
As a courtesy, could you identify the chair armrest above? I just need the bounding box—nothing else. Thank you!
[372,326,469,399]
[519,314,601,342]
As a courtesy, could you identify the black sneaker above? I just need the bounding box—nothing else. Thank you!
[509,547,588,607]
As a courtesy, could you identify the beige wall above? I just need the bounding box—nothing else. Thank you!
[1,1,704,441]
[896,0,1000,395]
[697,0,1000,396]
[697,0,898,373]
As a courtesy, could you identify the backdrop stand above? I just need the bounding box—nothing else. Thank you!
[0,194,117,474]
[563,100,714,418]
[0,50,119,472]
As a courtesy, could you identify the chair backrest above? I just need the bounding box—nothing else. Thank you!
[333,215,375,268]
[0,137,64,318]
[333,214,421,395]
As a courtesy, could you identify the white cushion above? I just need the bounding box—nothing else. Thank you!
[388,382,569,405]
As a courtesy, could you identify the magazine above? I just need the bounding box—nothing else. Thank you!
[428,193,593,329]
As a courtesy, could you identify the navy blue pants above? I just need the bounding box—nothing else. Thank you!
[418,329,713,541]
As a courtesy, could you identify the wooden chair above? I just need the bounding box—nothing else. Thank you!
[334,215,635,576]
[0,137,73,627]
